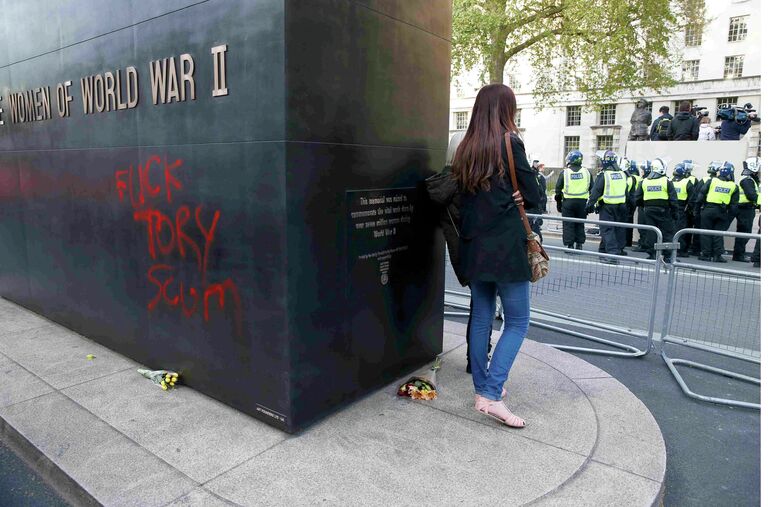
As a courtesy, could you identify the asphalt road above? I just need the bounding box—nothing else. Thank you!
[446,315,760,507]
[0,437,70,506]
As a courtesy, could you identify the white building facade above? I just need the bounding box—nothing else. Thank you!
[449,0,761,168]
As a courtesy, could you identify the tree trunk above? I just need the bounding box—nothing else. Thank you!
[488,51,506,83]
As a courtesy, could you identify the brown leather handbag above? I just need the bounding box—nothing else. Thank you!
[504,133,550,282]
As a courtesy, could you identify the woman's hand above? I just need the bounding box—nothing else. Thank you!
[513,190,524,206]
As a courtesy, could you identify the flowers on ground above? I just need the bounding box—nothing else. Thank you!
[397,357,441,400]
[138,369,179,391]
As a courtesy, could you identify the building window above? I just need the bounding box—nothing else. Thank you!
[685,25,702,46]
[643,101,653,113]
[724,55,744,78]
[515,109,522,128]
[508,74,522,91]
[564,136,580,160]
[717,96,739,109]
[599,104,617,125]
[596,135,614,151]
[728,16,748,42]
[454,111,468,130]
[566,106,581,126]
[681,60,700,81]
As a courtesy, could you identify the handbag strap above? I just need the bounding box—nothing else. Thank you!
[503,132,535,238]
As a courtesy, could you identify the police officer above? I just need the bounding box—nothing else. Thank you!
[733,156,761,262]
[671,163,696,257]
[632,160,653,254]
[680,161,698,254]
[555,150,592,249]
[635,159,678,262]
[586,151,631,263]
[694,162,740,262]
[622,158,641,251]
[690,161,722,257]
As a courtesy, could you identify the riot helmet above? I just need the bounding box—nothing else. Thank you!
[650,158,667,178]
[707,161,722,176]
[639,160,652,178]
[565,150,583,168]
[601,150,619,171]
[718,162,735,181]
[673,163,686,178]
[742,156,761,176]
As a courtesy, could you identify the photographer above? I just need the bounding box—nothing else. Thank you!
[718,103,758,141]
[668,101,699,140]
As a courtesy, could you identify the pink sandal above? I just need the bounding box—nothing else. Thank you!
[474,396,526,428]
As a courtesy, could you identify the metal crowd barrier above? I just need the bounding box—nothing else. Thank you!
[444,214,665,358]
[525,214,663,357]
[660,228,761,410]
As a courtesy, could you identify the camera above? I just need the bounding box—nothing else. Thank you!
[692,105,709,119]
[717,102,761,124]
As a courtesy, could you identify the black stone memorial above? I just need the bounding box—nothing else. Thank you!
[0,1,450,432]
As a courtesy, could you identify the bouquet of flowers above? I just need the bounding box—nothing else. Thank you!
[397,357,441,400]
[138,369,179,391]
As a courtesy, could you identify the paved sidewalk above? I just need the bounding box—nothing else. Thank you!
[0,299,666,506]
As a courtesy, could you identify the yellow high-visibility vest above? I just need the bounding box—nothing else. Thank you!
[672,178,689,201]
[563,168,591,199]
[642,177,670,201]
[706,179,737,205]
[603,171,627,204]
[738,177,761,205]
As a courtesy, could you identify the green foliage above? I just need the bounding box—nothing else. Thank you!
[452,0,704,106]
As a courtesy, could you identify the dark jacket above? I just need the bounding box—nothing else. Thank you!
[650,113,673,140]
[425,165,467,285]
[668,111,700,140]
[719,119,751,141]
[535,173,548,212]
[458,134,539,283]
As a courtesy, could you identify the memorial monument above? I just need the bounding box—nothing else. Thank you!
[0,1,451,432]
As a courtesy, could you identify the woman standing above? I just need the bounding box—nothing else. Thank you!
[452,84,539,428]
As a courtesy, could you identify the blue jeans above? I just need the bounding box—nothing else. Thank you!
[468,280,530,401]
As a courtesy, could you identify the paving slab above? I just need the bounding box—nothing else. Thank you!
[0,325,137,389]
[63,369,287,483]
[205,389,585,506]
[0,392,196,507]
[0,352,54,408]
[530,459,663,507]
[166,487,239,507]
[0,301,51,336]
[0,297,666,507]
[575,377,667,483]
[421,344,597,456]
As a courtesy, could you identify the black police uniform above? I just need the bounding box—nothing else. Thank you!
[624,173,640,248]
[694,178,740,261]
[586,170,632,257]
[555,167,593,248]
[634,175,678,261]
[671,175,696,256]
[733,175,760,261]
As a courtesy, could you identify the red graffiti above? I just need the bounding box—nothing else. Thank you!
[115,156,242,336]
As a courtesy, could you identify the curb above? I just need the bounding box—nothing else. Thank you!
[0,413,100,507]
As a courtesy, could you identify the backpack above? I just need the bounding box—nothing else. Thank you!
[656,117,672,139]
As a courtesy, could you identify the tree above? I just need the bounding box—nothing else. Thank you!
[452,0,705,106]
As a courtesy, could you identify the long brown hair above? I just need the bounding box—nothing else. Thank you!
[452,84,519,193]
